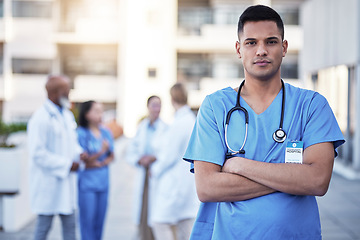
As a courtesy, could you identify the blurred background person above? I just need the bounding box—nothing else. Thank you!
[126,96,167,240]
[27,75,82,240]
[150,83,199,240]
[77,100,114,240]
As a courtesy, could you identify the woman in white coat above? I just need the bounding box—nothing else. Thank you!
[150,83,199,240]
[126,96,167,240]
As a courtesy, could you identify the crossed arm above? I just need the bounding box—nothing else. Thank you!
[194,142,334,202]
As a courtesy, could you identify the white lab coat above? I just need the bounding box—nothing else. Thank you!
[27,99,82,215]
[150,105,200,224]
[125,118,167,225]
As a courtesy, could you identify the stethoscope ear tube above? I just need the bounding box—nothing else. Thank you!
[225,106,249,124]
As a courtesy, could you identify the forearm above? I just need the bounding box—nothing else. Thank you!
[228,159,330,196]
[85,151,104,162]
[194,161,275,202]
[101,153,114,166]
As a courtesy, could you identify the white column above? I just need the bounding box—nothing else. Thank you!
[3,0,12,102]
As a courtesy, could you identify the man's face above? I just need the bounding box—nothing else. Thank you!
[236,21,288,81]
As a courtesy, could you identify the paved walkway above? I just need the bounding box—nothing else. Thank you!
[0,137,359,240]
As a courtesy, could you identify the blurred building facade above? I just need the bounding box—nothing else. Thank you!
[301,0,360,177]
[0,0,357,175]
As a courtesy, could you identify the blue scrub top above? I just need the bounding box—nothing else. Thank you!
[77,126,114,192]
[183,83,345,240]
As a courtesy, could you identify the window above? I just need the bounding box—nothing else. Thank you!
[277,8,299,25]
[281,53,299,79]
[60,44,117,79]
[281,64,298,79]
[0,0,4,18]
[178,7,213,35]
[12,1,52,18]
[12,58,52,74]
[148,68,157,78]
[177,53,212,89]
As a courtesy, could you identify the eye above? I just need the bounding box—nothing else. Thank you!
[245,41,256,46]
[267,40,278,45]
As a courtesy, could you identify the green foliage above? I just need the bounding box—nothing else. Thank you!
[0,121,27,148]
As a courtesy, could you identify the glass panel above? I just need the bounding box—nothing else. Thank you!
[12,58,52,74]
[178,7,213,35]
[0,0,4,18]
[12,1,52,18]
[177,53,212,89]
[60,45,117,79]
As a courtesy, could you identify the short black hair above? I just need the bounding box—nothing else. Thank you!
[238,5,284,40]
[78,100,95,128]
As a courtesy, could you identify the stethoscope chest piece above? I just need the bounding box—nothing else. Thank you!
[273,128,287,143]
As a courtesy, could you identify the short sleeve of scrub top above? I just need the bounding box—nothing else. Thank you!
[302,93,344,153]
[77,127,88,152]
[184,95,227,171]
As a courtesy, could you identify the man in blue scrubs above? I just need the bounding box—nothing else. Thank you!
[183,5,345,240]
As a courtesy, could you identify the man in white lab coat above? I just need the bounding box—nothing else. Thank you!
[126,95,167,240]
[27,75,83,240]
[150,83,199,240]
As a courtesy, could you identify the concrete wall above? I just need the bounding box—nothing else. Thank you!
[301,0,359,73]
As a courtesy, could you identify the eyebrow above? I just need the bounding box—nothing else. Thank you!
[244,36,280,41]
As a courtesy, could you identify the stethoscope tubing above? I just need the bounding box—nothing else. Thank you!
[225,80,286,156]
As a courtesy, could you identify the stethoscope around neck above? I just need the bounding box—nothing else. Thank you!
[225,80,287,157]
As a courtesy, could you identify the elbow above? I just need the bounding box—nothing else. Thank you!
[313,183,330,196]
[308,177,330,197]
[196,182,217,202]
[197,189,212,203]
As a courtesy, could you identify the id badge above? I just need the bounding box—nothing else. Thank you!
[285,141,303,164]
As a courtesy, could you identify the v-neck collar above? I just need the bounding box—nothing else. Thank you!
[230,85,284,117]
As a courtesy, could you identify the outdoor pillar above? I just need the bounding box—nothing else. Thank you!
[354,0,360,170]
[353,65,360,170]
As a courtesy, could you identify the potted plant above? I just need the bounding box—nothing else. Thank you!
[0,121,27,194]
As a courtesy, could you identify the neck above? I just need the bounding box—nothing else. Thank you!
[89,123,99,131]
[241,77,282,99]
[173,103,185,111]
[149,117,157,125]
[49,97,61,107]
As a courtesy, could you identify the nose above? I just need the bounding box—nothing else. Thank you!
[256,42,268,56]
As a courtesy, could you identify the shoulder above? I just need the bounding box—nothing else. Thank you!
[286,83,327,107]
[63,109,76,121]
[100,126,113,138]
[28,105,49,126]
[198,87,234,117]
[76,126,88,137]
[137,118,149,129]
[206,87,235,104]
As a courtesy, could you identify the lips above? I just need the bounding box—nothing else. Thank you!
[254,59,271,65]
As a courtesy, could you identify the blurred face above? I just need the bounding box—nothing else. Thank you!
[86,102,103,126]
[236,21,288,81]
[148,97,161,122]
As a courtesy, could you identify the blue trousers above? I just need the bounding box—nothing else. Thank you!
[78,190,108,240]
[33,213,76,240]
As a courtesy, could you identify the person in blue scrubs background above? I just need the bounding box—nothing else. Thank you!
[77,100,114,240]
[183,5,345,240]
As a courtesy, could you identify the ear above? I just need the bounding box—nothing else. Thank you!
[282,40,288,57]
[235,41,241,59]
